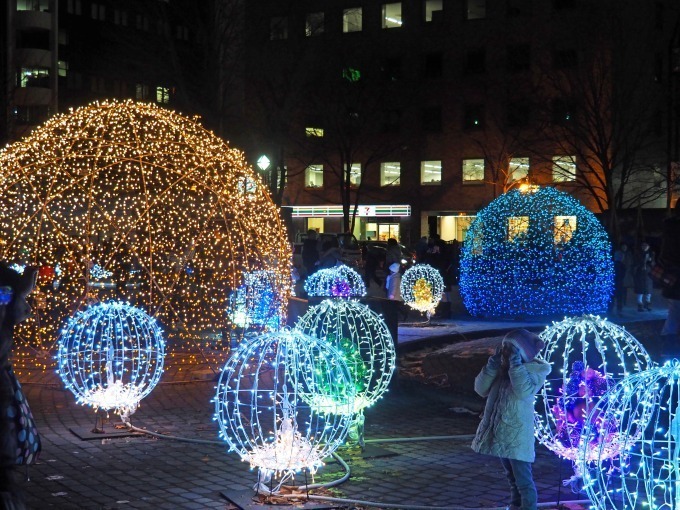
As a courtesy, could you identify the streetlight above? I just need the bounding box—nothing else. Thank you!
[256,155,271,189]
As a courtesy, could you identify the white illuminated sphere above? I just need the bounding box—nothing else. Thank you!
[304,265,366,298]
[582,361,680,510]
[295,299,396,413]
[214,329,354,477]
[535,315,651,464]
[400,264,445,315]
[57,301,165,416]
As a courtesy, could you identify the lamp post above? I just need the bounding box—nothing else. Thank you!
[256,155,271,187]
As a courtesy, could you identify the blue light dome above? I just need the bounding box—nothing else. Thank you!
[460,186,614,317]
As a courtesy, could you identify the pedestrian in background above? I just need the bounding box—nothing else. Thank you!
[633,241,655,311]
[301,230,319,277]
[385,238,401,269]
[471,329,550,510]
[415,236,428,263]
[385,262,408,321]
[613,242,633,313]
[660,199,680,344]
[317,239,341,269]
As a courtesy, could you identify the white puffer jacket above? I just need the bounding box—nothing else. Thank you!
[471,359,550,463]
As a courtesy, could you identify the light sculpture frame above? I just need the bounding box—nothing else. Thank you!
[214,329,355,485]
[57,301,165,417]
[303,265,366,298]
[535,315,651,473]
[459,186,614,317]
[295,299,396,415]
[400,264,444,317]
[0,100,290,372]
[581,361,680,510]
[227,270,283,331]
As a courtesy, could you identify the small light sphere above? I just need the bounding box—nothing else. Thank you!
[303,265,366,298]
[295,299,396,413]
[581,360,680,509]
[227,270,283,330]
[535,315,652,468]
[214,329,355,478]
[56,301,165,416]
[400,264,445,315]
[459,186,614,317]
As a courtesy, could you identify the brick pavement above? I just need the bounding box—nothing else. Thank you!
[14,359,593,510]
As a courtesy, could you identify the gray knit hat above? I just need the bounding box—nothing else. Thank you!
[502,329,544,362]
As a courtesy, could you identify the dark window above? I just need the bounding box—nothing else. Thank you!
[552,0,575,9]
[654,52,663,83]
[655,2,664,30]
[382,109,401,133]
[507,44,531,73]
[16,30,50,50]
[13,105,49,125]
[465,48,486,74]
[553,49,577,69]
[270,16,288,40]
[463,104,484,130]
[506,0,532,17]
[380,58,401,81]
[424,53,443,79]
[422,106,442,133]
[506,102,531,128]
[550,98,574,125]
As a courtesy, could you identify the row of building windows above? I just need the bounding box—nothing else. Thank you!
[303,156,577,188]
[62,0,190,41]
[270,0,586,40]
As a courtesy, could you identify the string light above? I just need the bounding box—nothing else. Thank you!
[303,265,366,298]
[56,301,165,417]
[0,100,291,373]
[581,360,680,509]
[227,270,283,331]
[295,299,395,414]
[400,264,444,316]
[213,329,354,481]
[534,315,651,478]
[459,186,614,317]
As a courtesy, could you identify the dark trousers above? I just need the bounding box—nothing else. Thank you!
[500,458,537,510]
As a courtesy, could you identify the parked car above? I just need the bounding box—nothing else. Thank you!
[359,241,416,279]
[292,232,362,275]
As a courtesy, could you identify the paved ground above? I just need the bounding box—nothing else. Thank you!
[9,297,673,510]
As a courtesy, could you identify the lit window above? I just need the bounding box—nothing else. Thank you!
[380,162,401,186]
[462,159,484,182]
[18,67,49,88]
[508,157,529,182]
[270,16,288,40]
[305,165,323,188]
[382,3,402,28]
[135,84,149,100]
[552,156,576,182]
[467,0,486,19]
[508,216,529,242]
[305,126,324,137]
[306,12,324,36]
[350,164,361,187]
[343,8,362,32]
[554,216,576,244]
[17,0,49,11]
[424,0,443,22]
[156,86,170,104]
[420,161,442,184]
[58,61,69,78]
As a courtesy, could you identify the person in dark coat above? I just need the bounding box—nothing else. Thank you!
[661,199,680,343]
[1,264,41,510]
[317,240,342,269]
[613,242,634,313]
[633,242,655,311]
[385,238,401,269]
[301,230,320,277]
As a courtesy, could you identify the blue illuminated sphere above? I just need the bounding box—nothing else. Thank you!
[227,270,283,330]
[57,301,165,416]
[460,186,614,317]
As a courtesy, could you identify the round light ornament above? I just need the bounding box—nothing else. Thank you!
[214,329,355,482]
[0,100,290,369]
[304,265,366,298]
[459,186,614,317]
[295,299,395,414]
[400,264,444,317]
[535,315,651,470]
[227,270,283,331]
[581,360,680,510]
[57,301,165,417]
